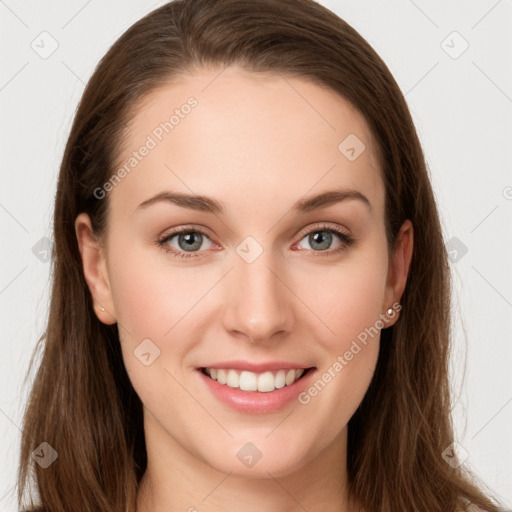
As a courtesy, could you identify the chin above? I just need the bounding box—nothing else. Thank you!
[201,436,314,479]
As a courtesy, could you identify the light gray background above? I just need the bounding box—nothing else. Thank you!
[1,0,511,509]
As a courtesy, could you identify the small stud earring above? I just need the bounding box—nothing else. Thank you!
[386,308,393,315]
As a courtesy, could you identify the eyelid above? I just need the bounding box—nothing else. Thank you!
[159,223,214,239]
[294,221,351,242]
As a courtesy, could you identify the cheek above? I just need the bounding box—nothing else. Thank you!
[105,241,225,398]
[293,258,386,439]
[292,247,387,414]
[107,242,206,338]
[298,251,389,349]
[107,251,195,417]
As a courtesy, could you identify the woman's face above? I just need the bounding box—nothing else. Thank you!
[77,65,412,479]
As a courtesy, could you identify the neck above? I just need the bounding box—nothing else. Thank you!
[136,410,357,512]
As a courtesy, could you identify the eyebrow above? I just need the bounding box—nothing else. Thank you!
[136,187,372,215]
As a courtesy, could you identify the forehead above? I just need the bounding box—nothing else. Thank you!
[109,65,384,221]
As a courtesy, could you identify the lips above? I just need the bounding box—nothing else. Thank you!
[196,364,318,414]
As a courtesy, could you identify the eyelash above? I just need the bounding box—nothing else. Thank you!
[156,223,355,259]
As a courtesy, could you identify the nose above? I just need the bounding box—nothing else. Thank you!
[221,253,296,345]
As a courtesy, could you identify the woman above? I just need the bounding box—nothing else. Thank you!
[17,0,504,510]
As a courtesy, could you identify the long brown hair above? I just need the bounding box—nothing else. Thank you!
[18,1,503,510]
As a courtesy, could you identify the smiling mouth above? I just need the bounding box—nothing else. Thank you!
[199,367,315,393]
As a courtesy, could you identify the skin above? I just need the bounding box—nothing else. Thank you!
[75,65,413,512]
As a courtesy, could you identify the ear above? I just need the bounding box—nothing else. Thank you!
[382,219,413,327]
[75,213,117,325]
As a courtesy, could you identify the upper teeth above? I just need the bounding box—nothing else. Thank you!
[204,368,305,392]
